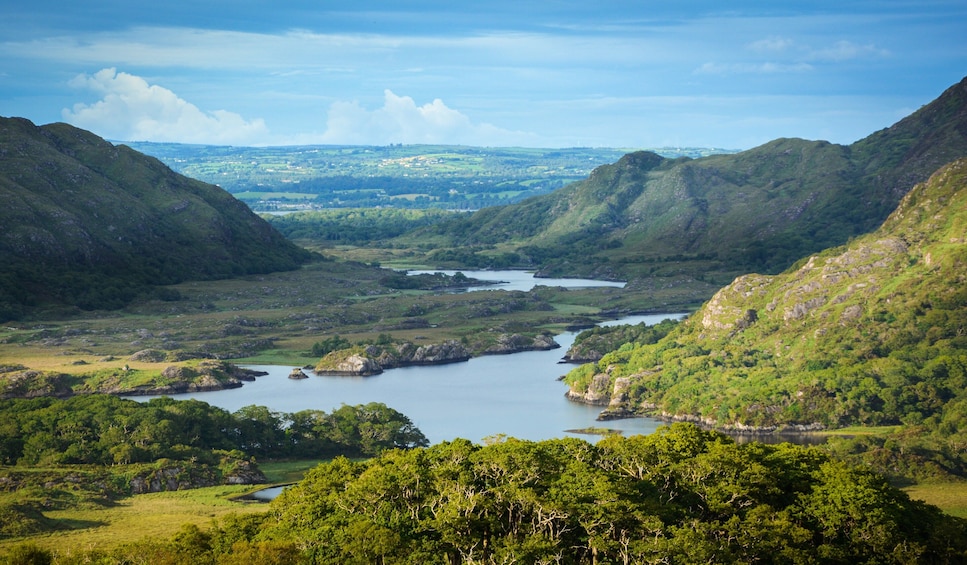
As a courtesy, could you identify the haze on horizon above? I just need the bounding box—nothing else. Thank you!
[1,1,965,150]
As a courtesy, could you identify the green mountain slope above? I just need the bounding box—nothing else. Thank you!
[413,77,967,281]
[564,157,967,432]
[0,118,311,319]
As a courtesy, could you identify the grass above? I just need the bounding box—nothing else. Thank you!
[904,482,967,518]
[257,459,328,484]
[0,459,330,554]
[0,486,267,553]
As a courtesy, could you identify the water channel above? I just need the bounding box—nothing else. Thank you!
[136,271,682,443]
[170,312,684,444]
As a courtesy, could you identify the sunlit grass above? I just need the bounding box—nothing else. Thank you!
[0,486,266,553]
[904,482,967,518]
[257,459,328,484]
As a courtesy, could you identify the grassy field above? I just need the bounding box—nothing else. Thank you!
[904,483,967,519]
[0,485,267,554]
[257,459,328,484]
[0,460,331,554]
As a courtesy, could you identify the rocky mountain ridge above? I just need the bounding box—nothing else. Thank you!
[564,157,967,433]
[413,76,967,282]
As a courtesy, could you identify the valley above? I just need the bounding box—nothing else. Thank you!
[2,77,967,562]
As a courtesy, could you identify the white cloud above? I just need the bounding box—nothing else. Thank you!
[748,36,795,52]
[315,90,536,146]
[62,68,269,144]
[806,40,890,62]
[694,61,813,75]
[60,69,533,146]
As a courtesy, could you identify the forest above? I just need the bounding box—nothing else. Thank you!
[7,424,966,564]
[0,395,428,467]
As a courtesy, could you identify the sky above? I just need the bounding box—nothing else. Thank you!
[1,1,965,149]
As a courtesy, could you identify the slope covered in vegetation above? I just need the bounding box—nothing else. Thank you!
[16,424,964,564]
[0,395,427,541]
[565,158,967,436]
[405,77,967,282]
[0,118,311,320]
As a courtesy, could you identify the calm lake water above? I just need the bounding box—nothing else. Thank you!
[407,269,626,292]
[160,313,684,444]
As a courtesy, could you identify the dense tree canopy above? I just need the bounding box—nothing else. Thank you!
[0,395,428,467]
[224,424,964,564]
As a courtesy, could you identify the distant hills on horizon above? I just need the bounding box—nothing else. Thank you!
[1,75,966,320]
[124,142,740,211]
[401,75,967,283]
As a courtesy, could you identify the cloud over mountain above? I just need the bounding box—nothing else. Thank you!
[316,89,536,146]
[63,68,269,144]
[62,69,533,146]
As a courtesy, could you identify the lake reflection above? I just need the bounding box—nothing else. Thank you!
[158,314,683,444]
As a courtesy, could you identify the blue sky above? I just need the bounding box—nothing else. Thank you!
[1,1,965,149]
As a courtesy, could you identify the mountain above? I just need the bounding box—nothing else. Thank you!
[0,118,311,320]
[563,157,967,433]
[411,76,967,282]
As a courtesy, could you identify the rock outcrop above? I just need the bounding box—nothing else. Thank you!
[562,158,967,431]
[119,361,265,396]
[314,340,472,376]
[129,459,267,494]
[483,333,559,355]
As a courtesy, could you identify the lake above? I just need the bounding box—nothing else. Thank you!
[159,313,684,444]
[406,269,626,292]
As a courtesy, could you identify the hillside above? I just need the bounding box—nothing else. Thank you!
[409,76,967,281]
[564,158,967,434]
[0,118,311,320]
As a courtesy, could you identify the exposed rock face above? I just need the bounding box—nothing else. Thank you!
[315,340,473,376]
[1,360,268,399]
[129,460,266,494]
[115,361,264,396]
[288,367,309,379]
[561,348,605,363]
[129,466,217,494]
[700,274,771,332]
[345,353,383,375]
[563,158,967,432]
[0,367,74,399]
[314,334,556,377]
[565,372,616,406]
[223,459,268,485]
[483,333,560,355]
[129,349,168,362]
[397,340,473,365]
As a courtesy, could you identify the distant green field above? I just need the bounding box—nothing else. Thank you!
[234,191,319,200]
[128,142,737,210]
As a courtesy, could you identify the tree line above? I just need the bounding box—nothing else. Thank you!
[8,423,966,564]
[0,395,428,466]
